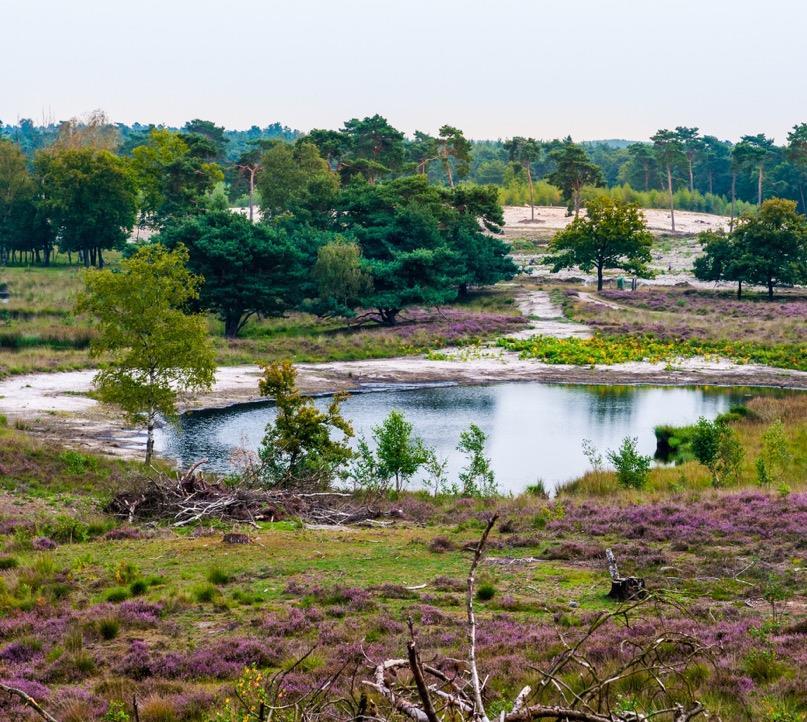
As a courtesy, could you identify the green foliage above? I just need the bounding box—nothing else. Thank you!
[58,449,98,475]
[457,424,497,497]
[105,587,130,603]
[548,137,603,215]
[257,141,339,218]
[0,555,19,570]
[97,617,120,640]
[373,409,428,493]
[193,584,217,603]
[131,128,223,226]
[207,566,231,585]
[36,147,137,265]
[77,244,216,463]
[691,417,744,487]
[757,420,791,486]
[257,360,353,488]
[312,237,372,317]
[102,702,131,722]
[157,211,315,337]
[607,437,651,489]
[543,196,653,290]
[499,333,806,371]
[333,175,514,322]
[732,198,807,297]
[476,582,496,601]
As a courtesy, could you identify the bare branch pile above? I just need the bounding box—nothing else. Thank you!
[106,461,387,527]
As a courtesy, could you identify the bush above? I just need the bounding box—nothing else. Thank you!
[0,555,19,570]
[476,582,496,601]
[105,587,130,603]
[129,579,148,596]
[691,417,744,487]
[607,437,651,489]
[97,617,120,640]
[193,584,217,603]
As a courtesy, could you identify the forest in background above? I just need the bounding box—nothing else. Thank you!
[2,115,806,217]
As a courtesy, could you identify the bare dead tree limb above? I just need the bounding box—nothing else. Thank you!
[0,682,60,722]
[467,514,498,722]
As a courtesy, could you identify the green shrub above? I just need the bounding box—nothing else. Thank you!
[97,617,120,640]
[58,449,99,475]
[607,437,651,489]
[105,587,130,603]
[193,584,217,603]
[129,579,148,596]
[476,583,496,601]
[0,555,19,570]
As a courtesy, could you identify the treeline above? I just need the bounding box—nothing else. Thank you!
[0,111,516,335]
[4,114,807,215]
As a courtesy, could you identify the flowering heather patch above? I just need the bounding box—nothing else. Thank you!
[572,287,807,347]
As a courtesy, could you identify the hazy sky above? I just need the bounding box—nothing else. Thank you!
[3,0,805,142]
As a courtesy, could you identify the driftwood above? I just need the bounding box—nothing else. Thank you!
[606,548,647,601]
[364,521,708,722]
[106,462,386,528]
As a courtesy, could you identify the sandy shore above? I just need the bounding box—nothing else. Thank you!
[1,288,803,460]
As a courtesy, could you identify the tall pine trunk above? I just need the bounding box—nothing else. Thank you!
[248,168,255,222]
[757,166,764,205]
[667,165,675,233]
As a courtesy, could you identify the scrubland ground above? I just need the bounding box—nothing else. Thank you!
[0,262,525,379]
[0,392,805,721]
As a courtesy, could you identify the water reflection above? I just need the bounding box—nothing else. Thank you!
[156,383,770,493]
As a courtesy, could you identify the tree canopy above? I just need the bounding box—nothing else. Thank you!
[156,211,316,337]
[544,196,653,290]
[76,244,216,463]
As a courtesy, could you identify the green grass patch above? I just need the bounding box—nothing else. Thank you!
[499,333,807,371]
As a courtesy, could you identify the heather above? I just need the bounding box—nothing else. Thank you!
[2,485,805,720]
[567,286,807,347]
[0,395,805,720]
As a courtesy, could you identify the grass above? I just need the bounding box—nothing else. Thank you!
[559,392,806,496]
[0,261,524,377]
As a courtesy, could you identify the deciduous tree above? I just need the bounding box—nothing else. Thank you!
[544,197,653,290]
[257,360,353,488]
[36,147,137,267]
[77,245,216,463]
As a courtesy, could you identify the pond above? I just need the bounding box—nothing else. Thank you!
[155,382,776,494]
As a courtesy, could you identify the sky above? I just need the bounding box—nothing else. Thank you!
[2,0,805,143]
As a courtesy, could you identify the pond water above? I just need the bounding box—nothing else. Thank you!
[156,382,774,494]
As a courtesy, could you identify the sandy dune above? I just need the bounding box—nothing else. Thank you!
[502,205,729,237]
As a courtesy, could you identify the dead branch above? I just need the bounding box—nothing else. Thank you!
[467,514,498,722]
[362,518,709,722]
[106,462,389,528]
[0,682,60,722]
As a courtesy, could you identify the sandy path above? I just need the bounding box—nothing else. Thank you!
[506,289,591,340]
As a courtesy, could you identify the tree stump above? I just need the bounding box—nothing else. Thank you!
[608,576,647,601]
[605,548,647,601]
[222,532,251,544]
